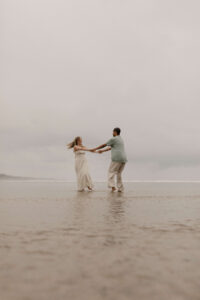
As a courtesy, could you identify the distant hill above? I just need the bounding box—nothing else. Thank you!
[0,174,54,181]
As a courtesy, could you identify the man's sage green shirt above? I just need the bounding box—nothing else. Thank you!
[106,136,127,163]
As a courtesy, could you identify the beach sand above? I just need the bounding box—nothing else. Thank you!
[0,182,200,300]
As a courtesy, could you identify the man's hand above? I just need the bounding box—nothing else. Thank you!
[90,149,96,152]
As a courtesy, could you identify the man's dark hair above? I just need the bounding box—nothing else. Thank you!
[113,127,121,135]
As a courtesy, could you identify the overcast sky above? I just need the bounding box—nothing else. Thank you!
[1,0,200,181]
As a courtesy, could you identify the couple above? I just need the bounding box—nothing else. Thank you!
[67,127,127,192]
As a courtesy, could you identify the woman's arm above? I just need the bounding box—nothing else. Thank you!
[82,147,92,152]
[74,146,92,152]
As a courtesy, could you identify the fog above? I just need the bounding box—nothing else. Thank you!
[1,0,200,180]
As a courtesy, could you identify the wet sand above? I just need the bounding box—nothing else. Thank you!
[0,182,200,300]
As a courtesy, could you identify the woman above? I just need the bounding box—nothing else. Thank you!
[67,137,94,191]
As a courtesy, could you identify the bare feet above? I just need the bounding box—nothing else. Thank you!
[87,186,93,191]
[111,187,116,192]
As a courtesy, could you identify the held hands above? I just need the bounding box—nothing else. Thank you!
[98,150,103,154]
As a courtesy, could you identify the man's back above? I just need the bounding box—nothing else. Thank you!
[107,136,127,163]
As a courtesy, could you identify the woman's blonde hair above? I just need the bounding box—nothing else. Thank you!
[67,136,81,149]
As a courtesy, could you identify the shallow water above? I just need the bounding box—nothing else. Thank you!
[0,182,200,300]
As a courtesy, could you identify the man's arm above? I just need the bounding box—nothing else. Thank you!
[98,147,111,153]
[91,143,107,152]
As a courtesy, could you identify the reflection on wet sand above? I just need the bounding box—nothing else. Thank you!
[0,182,200,300]
[105,192,125,225]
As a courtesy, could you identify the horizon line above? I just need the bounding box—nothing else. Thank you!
[1,180,200,183]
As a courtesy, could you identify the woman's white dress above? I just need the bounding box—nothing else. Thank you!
[74,150,93,191]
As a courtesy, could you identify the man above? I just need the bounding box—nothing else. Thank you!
[91,127,127,192]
